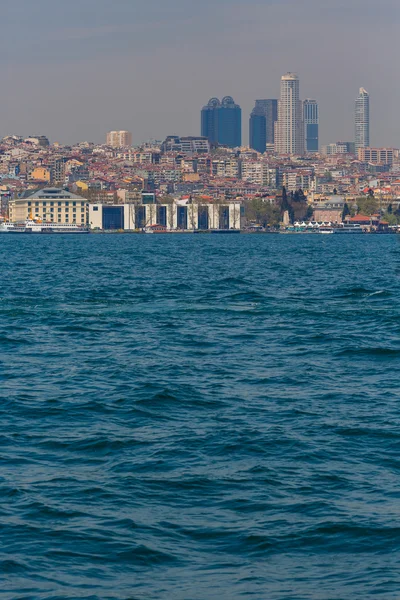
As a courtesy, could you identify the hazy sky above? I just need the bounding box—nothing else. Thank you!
[2,0,399,146]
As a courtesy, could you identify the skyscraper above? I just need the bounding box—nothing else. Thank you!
[303,99,319,152]
[201,97,242,148]
[249,99,278,153]
[275,73,304,155]
[355,88,370,151]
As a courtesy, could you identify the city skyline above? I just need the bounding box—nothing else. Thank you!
[1,0,398,147]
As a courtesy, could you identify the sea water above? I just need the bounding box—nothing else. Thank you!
[1,234,400,599]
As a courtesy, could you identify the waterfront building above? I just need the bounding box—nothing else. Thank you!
[9,188,88,224]
[275,73,304,155]
[249,99,278,153]
[106,131,133,147]
[313,196,345,223]
[89,200,242,231]
[303,99,319,152]
[201,97,242,148]
[355,88,370,151]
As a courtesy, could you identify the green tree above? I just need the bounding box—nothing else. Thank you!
[356,197,379,216]
[342,203,351,220]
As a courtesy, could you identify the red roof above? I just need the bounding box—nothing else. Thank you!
[348,215,371,222]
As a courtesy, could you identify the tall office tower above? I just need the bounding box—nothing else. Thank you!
[274,73,304,155]
[106,130,133,147]
[201,96,242,148]
[355,88,370,151]
[303,99,319,152]
[249,99,278,153]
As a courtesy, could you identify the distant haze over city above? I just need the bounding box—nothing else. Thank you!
[2,0,398,146]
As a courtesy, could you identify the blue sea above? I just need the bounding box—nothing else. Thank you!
[1,234,400,599]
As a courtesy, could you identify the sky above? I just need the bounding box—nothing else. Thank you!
[2,0,399,146]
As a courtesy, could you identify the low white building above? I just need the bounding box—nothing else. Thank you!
[89,201,241,231]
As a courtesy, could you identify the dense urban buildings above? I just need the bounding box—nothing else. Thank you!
[249,99,278,153]
[275,73,304,155]
[355,88,370,151]
[106,131,133,148]
[0,72,397,234]
[303,99,319,152]
[201,97,242,148]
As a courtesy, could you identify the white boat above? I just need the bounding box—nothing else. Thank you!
[0,221,29,233]
[0,219,89,234]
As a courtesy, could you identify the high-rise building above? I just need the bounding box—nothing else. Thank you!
[275,73,304,155]
[249,99,278,153]
[201,97,241,148]
[355,88,369,151]
[303,99,319,152]
[106,131,133,147]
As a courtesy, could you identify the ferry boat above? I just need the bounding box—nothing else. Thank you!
[333,224,364,234]
[0,219,89,234]
[0,221,30,233]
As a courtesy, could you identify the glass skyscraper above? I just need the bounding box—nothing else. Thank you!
[249,99,278,153]
[355,88,370,151]
[303,99,319,152]
[201,97,242,148]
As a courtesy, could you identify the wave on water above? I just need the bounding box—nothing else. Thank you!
[1,234,400,599]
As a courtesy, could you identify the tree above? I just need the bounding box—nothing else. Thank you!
[305,205,314,220]
[245,198,281,227]
[281,186,289,212]
[342,203,351,220]
[356,197,379,216]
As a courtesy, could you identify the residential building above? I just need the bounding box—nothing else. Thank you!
[303,99,319,152]
[322,142,355,155]
[106,131,133,147]
[275,73,304,155]
[24,136,50,147]
[355,88,370,151]
[358,147,395,166]
[161,136,210,154]
[9,187,88,224]
[201,97,242,148]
